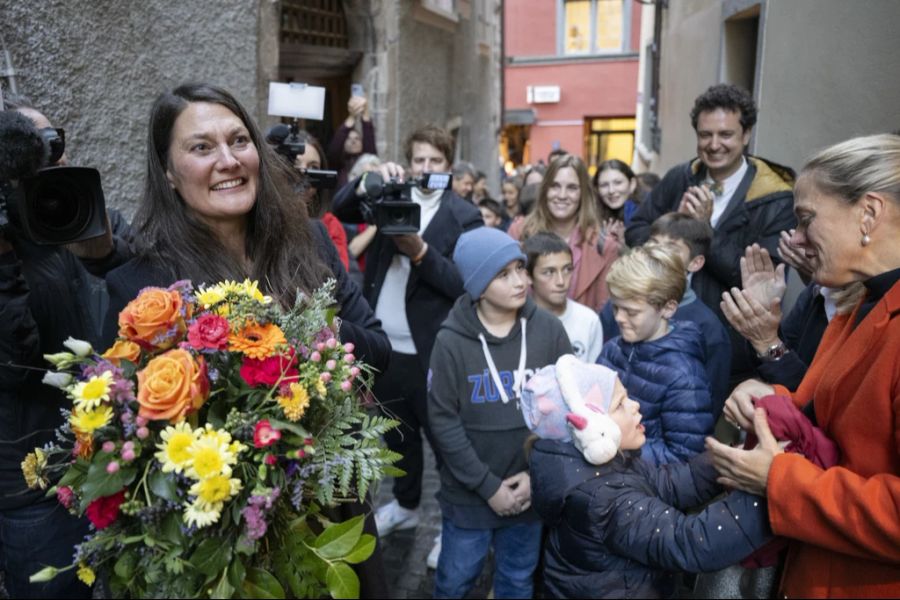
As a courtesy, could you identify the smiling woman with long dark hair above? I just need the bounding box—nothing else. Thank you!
[103,83,388,374]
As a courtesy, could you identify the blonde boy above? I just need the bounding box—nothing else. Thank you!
[597,245,715,465]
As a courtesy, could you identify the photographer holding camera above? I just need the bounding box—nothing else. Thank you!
[333,126,482,552]
[1,101,132,597]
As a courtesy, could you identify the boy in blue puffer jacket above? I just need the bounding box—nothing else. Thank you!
[522,356,772,599]
[598,243,714,464]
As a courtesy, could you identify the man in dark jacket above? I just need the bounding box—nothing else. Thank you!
[625,84,796,383]
[1,104,133,598]
[332,125,483,541]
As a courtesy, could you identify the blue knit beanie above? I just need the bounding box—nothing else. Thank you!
[453,227,526,298]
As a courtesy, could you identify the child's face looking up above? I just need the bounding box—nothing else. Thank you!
[530,251,574,312]
[611,295,675,343]
[608,378,645,450]
[482,259,529,312]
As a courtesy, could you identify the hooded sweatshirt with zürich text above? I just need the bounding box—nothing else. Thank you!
[427,294,572,529]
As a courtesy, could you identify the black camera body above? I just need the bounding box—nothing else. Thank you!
[360,172,452,235]
[0,111,107,245]
[265,122,338,193]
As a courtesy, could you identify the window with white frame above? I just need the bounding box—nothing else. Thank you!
[561,0,630,55]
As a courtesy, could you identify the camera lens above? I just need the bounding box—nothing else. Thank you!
[21,167,106,244]
[387,208,407,225]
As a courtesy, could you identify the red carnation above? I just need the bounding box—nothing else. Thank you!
[240,351,299,388]
[56,486,75,509]
[254,420,282,448]
[187,314,230,350]
[86,490,127,529]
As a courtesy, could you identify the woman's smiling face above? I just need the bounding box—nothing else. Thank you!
[166,102,260,229]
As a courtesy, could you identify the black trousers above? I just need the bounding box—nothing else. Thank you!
[374,350,440,509]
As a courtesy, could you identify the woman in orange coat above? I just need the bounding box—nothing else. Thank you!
[507,154,619,310]
[707,134,900,598]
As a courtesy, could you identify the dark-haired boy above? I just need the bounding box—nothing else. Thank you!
[625,83,796,383]
[601,212,731,417]
[523,232,603,362]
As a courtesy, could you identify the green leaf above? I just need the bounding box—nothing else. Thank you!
[241,567,285,599]
[207,399,229,429]
[57,458,89,488]
[148,470,179,502]
[114,551,137,581]
[79,461,137,504]
[313,515,364,560]
[267,418,310,438]
[210,571,235,599]
[382,465,406,478]
[343,534,375,564]
[190,537,232,578]
[227,559,246,591]
[326,563,359,599]
[160,512,184,545]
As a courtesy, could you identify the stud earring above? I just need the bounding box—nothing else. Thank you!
[862,233,871,246]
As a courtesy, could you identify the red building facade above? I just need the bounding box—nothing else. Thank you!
[503,0,640,173]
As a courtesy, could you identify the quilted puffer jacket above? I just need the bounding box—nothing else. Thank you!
[530,439,772,599]
[598,320,714,465]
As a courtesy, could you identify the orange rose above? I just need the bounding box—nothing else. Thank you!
[137,349,209,423]
[118,287,191,350]
[102,340,142,366]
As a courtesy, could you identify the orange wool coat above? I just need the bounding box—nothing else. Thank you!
[767,280,900,598]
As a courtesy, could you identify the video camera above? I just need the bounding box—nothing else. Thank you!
[360,171,452,235]
[264,122,337,192]
[0,110,106,245]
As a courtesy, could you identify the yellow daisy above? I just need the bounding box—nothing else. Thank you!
[185,428,241,480]
[277,383,311,422]
[70,371,114,411]
[189,474,242,509]
[76,564,96,586]
[195,284,227,308]
[21,448,48,490]
[70,405,114,434]
[155,422,199,473]
[183,500,222,528]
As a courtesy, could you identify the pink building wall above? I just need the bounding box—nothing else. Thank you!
[504,1,640,163]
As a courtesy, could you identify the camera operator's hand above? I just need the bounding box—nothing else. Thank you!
[355,162,406,197]
[393,234,426,259]
[65,214,114,259]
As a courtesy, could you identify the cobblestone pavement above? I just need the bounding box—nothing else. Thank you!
[374,443,494,599]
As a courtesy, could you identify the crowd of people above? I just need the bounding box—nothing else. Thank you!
[1,79,898,600]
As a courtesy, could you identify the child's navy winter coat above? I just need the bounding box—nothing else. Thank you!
[530,439,772,599]
[598,320,714,465]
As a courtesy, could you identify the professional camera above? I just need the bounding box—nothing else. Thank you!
[265,122,338,192]
[359,171,452,235]
[0,110,106,245]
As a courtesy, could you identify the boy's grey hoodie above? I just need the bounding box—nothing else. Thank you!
[427,293,572,528]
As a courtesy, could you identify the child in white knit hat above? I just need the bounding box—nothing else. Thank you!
[523,355,773,599]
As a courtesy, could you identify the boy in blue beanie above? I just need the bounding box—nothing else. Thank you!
[428,227,572,598]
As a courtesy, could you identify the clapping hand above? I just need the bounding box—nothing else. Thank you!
[598,218,624,250]
[678,185,714,223]
[721,244,785,354]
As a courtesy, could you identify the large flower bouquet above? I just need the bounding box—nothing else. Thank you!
[22,279,401,598]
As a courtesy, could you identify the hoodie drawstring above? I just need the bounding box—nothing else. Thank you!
[477,318,527,404]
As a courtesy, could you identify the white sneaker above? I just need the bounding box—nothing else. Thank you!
[374,499,420,536]
[426,534,442,570]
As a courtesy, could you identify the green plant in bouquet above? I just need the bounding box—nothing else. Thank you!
[22,279,401,598]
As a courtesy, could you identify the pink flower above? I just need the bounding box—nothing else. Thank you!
[264,454,277,466]
[240,352,299,388]
[253,420,282,448]
[106,461,120,474]
[136,427,149,440]
[341,380,352,392]
[343,353,355,363]
[187,314,230,350]
[57,486,74,509]
[86,490,126,529]
[102,441,116,453]
[343,342,355,353]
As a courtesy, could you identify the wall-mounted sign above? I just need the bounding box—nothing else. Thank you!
[527,85,561,104]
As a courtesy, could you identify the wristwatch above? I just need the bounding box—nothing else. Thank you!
[757,341,788,362]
